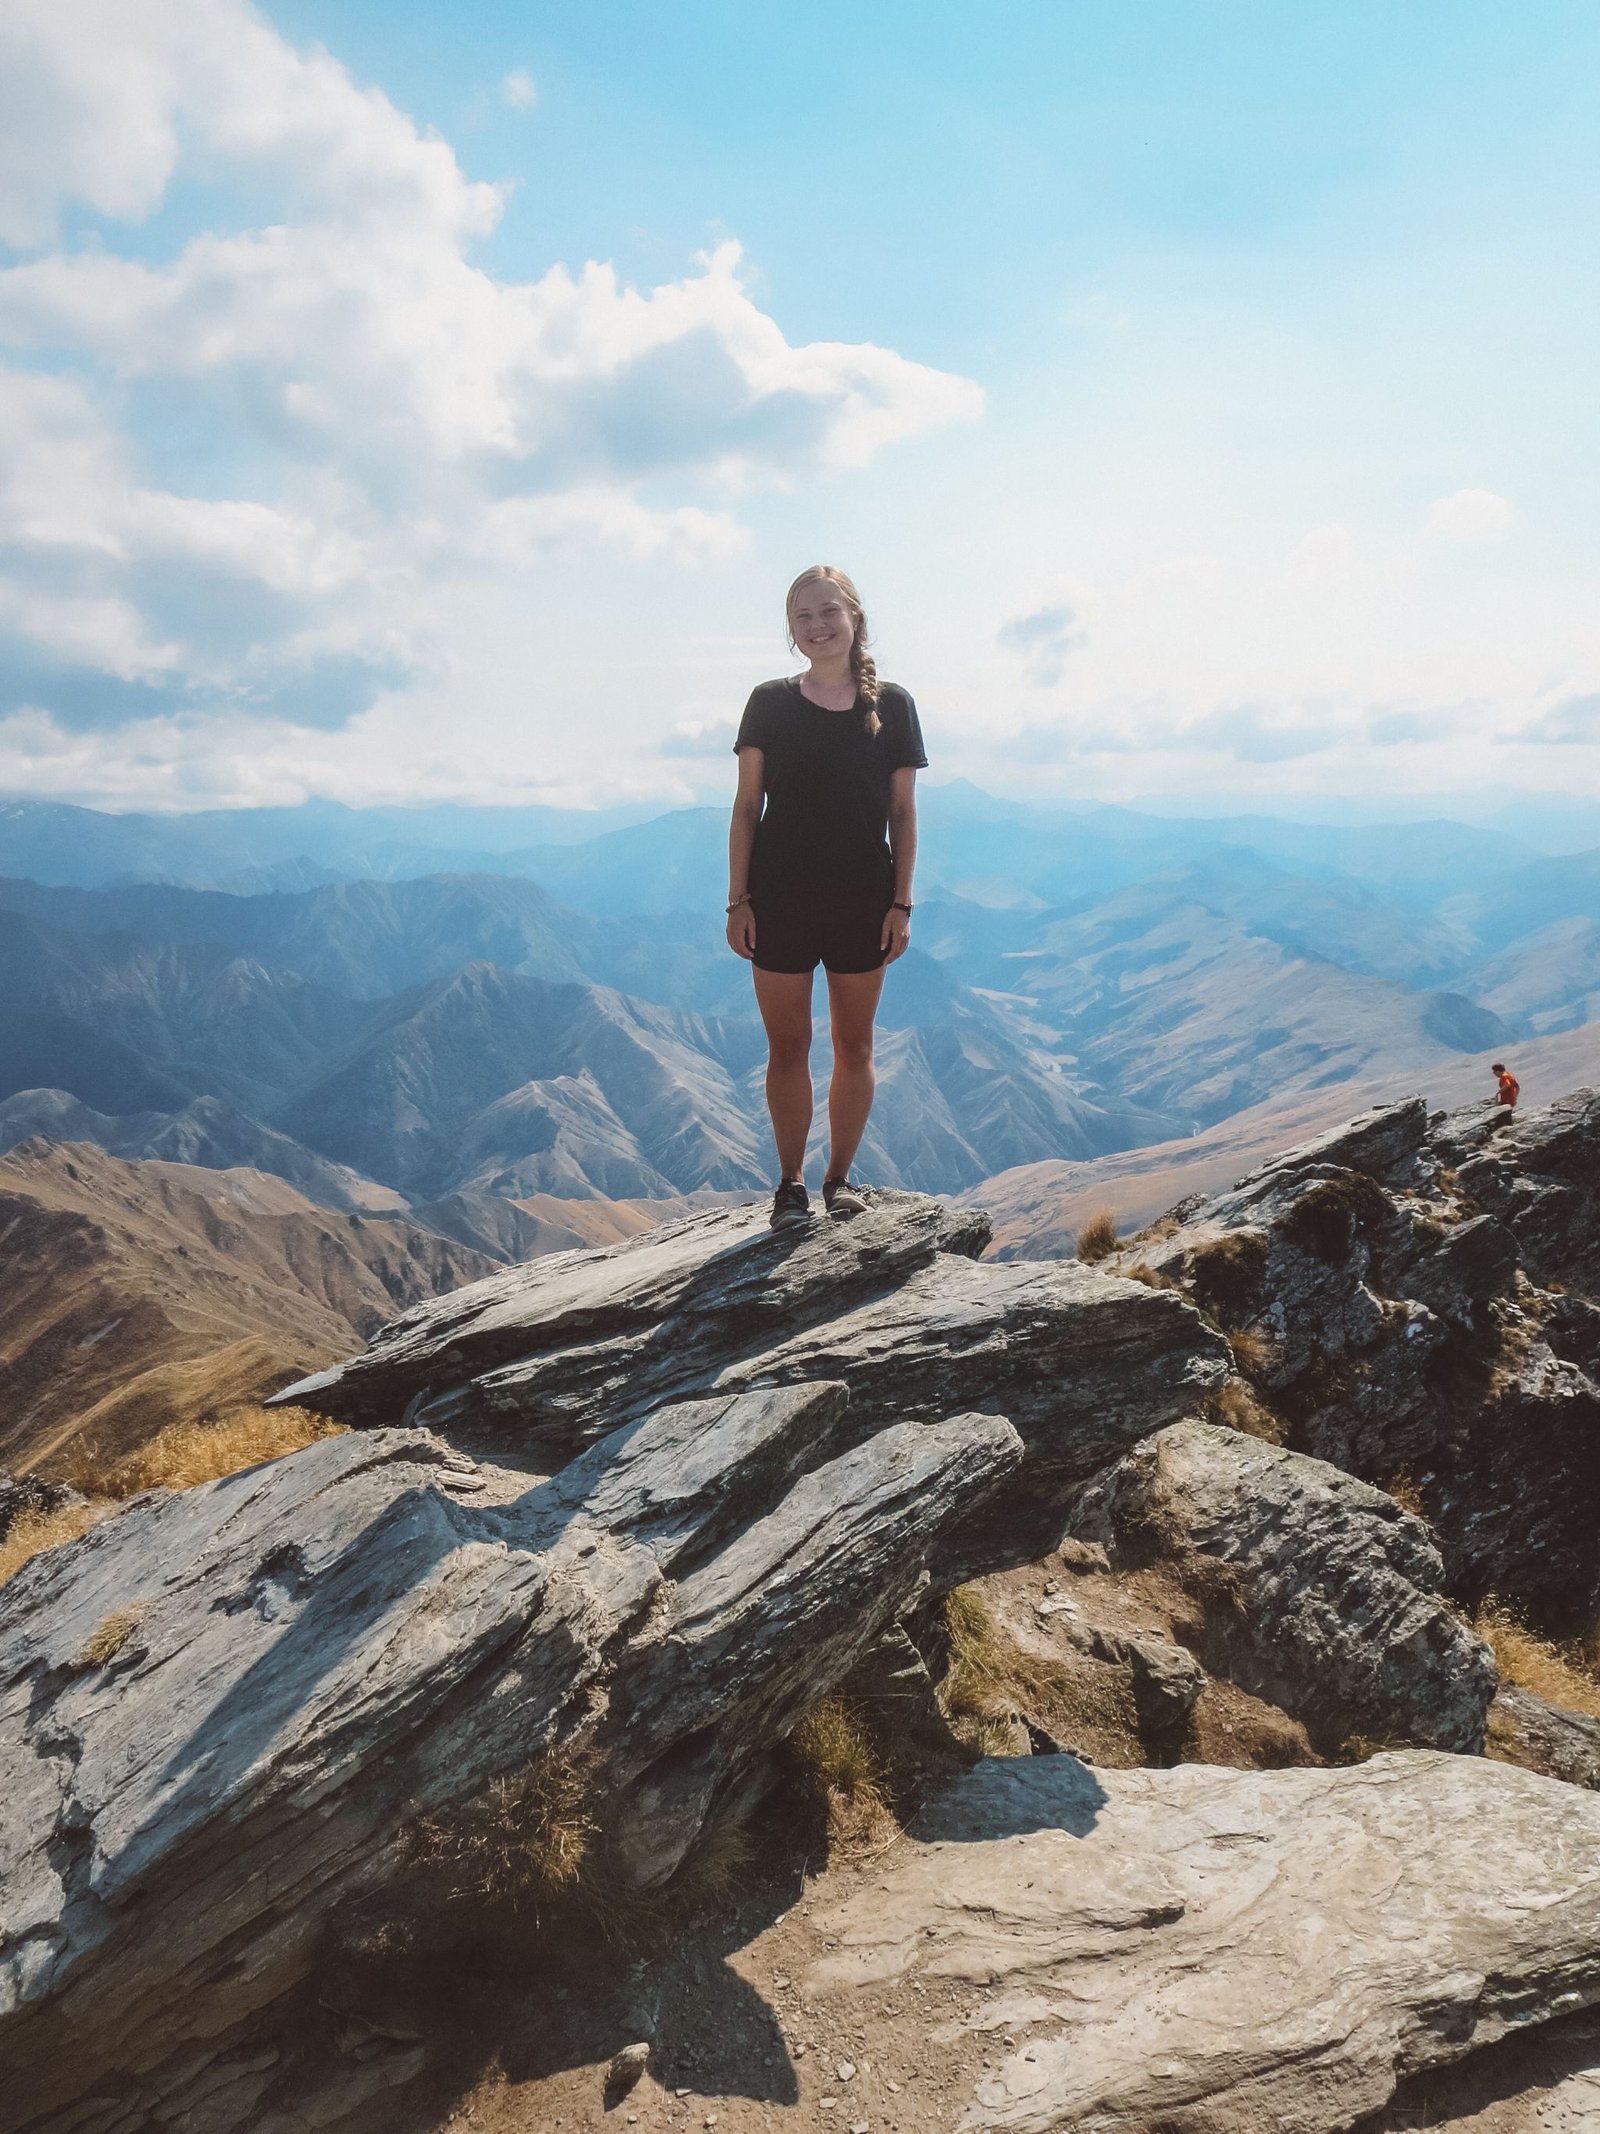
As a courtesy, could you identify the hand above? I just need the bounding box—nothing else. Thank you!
[726,901,756,960]
[881,905,911,963]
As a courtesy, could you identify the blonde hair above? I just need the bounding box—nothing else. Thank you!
[786,565,881,736]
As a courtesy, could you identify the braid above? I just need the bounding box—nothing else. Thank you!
[851,629,882,737]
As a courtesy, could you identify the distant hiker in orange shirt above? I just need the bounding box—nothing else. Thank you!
[1492,1062,1520,1109]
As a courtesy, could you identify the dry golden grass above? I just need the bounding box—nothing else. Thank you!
[1227,1325,1274,1380]
[1185,1229,1269,1327]
[417,1753,596,1915]
[82,1404,343,1499]
[1209,1376,1287,1444]
[74,1603,146,1668]
[939,1584,1141,1764]
[1075,1208,1119,1263]
[1123,1260,1181,1293]
[787,1697,898,1853]
[3,1405,344,1592]
[1383,1472,1430,1522]
[0,1501,100,1590]
[1475,1599,1600,1721]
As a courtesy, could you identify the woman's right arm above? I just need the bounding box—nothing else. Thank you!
[726,747,764,959]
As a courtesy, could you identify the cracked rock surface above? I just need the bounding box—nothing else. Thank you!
[809,1751,1600,2134]
[1070,1417,1498,1753]
[0,1384,1019,2133]
[1110,1095,1600,1626]
[279,1191,1230,1573]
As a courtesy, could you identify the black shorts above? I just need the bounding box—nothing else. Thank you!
[751,885,890,975]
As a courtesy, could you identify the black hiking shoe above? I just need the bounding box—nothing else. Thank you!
[769,1180,813,1231]
[823,1175,867,1219]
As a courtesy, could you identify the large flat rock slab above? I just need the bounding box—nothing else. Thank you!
[279,1192,1229,1572]
[808,1752,1600,2133]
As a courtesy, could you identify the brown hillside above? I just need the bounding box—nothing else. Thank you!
[968,1021,1600,1259]
[0,1138,494,1476]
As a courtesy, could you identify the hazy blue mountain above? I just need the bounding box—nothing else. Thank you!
[0,1089,408,1212]
[6,788,1596,1223]
[0,796,655,890]
[0,911,374,1114]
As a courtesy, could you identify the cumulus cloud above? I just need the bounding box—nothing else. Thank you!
[1524,692,1600,744]
[996,601,1085,687]
[1175,702,1348,763]
[0,0,980,737]
[660,718,739,758]
[501,70,537,111]
[1426,488,1516,542]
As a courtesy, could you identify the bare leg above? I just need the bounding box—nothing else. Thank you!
[753,967,815,1181]
[825,965,886,1179]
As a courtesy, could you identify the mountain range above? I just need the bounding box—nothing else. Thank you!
[0,784,1597,1265]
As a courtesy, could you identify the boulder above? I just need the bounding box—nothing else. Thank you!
[1489,1684,1600,1791]
[808,1751,1600,2134]
[279,1192,1231,1574]
[0,1383,1020,2133]
[1114,1096,1600,1626]
[1069,1418,1497,1753]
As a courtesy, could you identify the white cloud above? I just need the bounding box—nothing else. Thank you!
[1524,691,1600,745]
[501,70,537,111]
[1426,488,1516,542]
[996,601,1085,687]
[0,0,980,737]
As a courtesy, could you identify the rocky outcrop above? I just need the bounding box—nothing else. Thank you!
[1433,1085,1600,1298]
[279,1192,1231,1573]
[1069,1417,1497,1753]
[1111,1094,1600,1627]
[1490,1684,1600,1791]
[0,1475,84,1545]
[0,1384,1020,2133]
[810,1751,1600,2134]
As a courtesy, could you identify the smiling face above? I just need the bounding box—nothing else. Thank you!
[788,576,859,665]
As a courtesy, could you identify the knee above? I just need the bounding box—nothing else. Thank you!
[768,1029,812,1071]
[833,1032,875,1072]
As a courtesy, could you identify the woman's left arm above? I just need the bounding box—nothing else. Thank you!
[882,767,919,962]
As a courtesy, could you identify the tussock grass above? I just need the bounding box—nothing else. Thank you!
[940,1584,1139,1763]
[787,1697,898,1853]
[417,1753,596,1916]
[74,1603,146,1668]
[1185,1230,1268,1325]
[1123,1260,1181,1293]
[0,1502,100,1590]
[1383,1472,1430,1523]
[1476,1598,1600,1721]
[1227,1326,1274,1380]
[3,1406,343,1591]
[85,1405,343,1499]
[1075,1208,1119,1263]
[1209,1376,1287,1444]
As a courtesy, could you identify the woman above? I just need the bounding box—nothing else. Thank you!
[726,565,926,1230]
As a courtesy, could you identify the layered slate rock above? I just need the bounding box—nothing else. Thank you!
[279,1191,1231,1572]
[809,1751,1600,2134]
[1490,1685,1600,1792]
[1070,1418,1498,1753]
[1112,1095,1600,1626]
[0,1386,1020,2134]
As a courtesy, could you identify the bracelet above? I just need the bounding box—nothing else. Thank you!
[891,900,913,914]
[726,892,751,912]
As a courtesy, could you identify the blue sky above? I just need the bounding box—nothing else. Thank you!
[1,1,1597,815]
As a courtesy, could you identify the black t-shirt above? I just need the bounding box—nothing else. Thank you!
[734,677,927,894]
